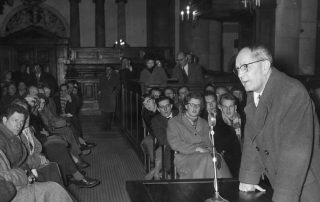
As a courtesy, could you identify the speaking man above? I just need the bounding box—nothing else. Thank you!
[235,46,320,202]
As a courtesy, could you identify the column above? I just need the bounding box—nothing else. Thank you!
[94,0,106,47]
[146,0,174,47]
[116,0,127,41]
[69,0,80,47]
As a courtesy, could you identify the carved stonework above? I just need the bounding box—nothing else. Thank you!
[21,0,46,6]
[5,6,66,37]
[115,0,127,3]
[0,0,13,14]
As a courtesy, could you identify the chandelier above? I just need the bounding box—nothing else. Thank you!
[113,39,129,49]
[180,1,199,22]
[241,0,261,9]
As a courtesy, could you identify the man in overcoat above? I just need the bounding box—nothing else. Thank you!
[172,52,204,85]
[235,46,320,202]
[98,66,120,130]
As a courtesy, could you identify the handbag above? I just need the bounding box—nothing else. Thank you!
[36,162,64,186]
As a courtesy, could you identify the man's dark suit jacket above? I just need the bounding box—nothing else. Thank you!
[30,72,58,94]
[151,109,179,147]
[151,109,178,171]
[201,109,241,177]
[171,63,204,85]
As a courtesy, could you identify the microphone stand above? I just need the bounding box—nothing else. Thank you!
[204,119,229,202]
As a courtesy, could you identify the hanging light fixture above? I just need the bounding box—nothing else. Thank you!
[241,0,261,10]
[180,1,199,22]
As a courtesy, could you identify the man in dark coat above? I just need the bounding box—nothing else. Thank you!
[145,96,178,179]
[171,52,204,85]
[29,64,58,94]
[98,66,120,130]
[202,91,241,177]
[235,46,320,202]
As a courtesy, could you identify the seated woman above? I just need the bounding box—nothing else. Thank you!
[167,93,231,179]
[0,103,74,202]
[42,84,95,150]
[36,93,90,160]
[19,98,100,188]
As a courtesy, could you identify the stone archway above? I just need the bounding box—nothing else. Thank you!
[2,4,69,38]
[0,5,70,84]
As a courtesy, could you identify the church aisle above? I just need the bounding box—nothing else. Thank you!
[70,115,145,202]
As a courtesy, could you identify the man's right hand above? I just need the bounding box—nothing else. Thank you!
[239,182,266,192]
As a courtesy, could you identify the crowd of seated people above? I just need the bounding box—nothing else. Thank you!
[141,84,245,180]
[0,66,100,201]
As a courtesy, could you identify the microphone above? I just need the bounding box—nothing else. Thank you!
[209,113,216,128]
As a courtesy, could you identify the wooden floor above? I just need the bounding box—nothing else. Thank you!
[70,115,145,202]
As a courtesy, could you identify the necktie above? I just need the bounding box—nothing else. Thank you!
[182,66,188,83]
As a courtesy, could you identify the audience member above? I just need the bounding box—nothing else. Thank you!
[215,86,229,102]
[219,93,243,145]
[1,71,13,88]
[25,96,99,189]
[17,81,27,98]
[202,91,241,177]
[172,52,204,85]
[167,93,231,179]
[140,94,159,162]
[29,64,58,95]
[204,83,215,93]
[145,96,178,180]
[12,64,32,86]
[163,87,176,101]
[0,82,19,114]
[0,103,73,202]
[176,86,190,112]
[149,87,162,99]
[98,66,120,130]
[139,55,167,93]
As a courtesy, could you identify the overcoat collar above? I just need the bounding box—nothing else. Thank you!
[245,68,281,141]
[179,113,205,136]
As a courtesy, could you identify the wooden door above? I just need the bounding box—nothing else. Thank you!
[16,46,57,77]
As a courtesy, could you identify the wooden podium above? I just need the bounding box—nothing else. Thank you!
[126,179,273,202]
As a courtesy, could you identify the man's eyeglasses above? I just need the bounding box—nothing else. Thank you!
[206,101,216,106]
[143,98,153,105]
[188,103,201,109]
[221,105,235,111]
[233,59,267,75]
[158,104,171,110]
[176,58,185,62]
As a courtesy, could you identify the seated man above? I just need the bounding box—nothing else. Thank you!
[215,86,229,102]
[202,91,241,177]
[176,86,190,113]
[0,103,73,202]
[167,93,231,179]
[20,98,100,188]
[218,93,243,145]
[140,94,159,162]
[149,87,162,99]
[163,87,176,103]
[145,96,178,180]
[42,84,95,150]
